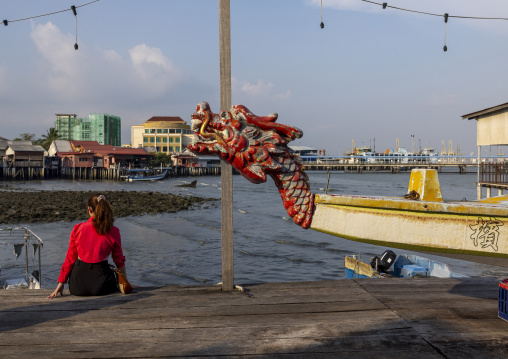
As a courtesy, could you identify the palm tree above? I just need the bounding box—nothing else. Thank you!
[40,128,59,150]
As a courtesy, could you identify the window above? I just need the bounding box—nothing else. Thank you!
[145,129,150,133]
[163,147,168,152]
[143,137,149,143]
[163,129,168,133]
[175,146,180,152]
[79,157,90,162]
[169,129,176,133]
[150,129,156,133]
[169,137,174,143]
[150,137,155,143]
[175,137,180,143]
[163,137,167,143]
[175,129,181,133]
[157,129,162,133]
[169,146,173,152]
[156,137,162,143]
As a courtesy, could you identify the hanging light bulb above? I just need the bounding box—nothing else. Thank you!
[71,5,78,50]
[383,3,388,9]
[443,13,449,52]
[320,0,324,29]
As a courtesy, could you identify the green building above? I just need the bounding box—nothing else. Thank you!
[55,113,121,146]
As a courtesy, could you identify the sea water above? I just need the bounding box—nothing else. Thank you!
[1,170,508,288]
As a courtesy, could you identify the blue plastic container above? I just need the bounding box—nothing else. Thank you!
[399,264,427,278]
[499,279,508,322]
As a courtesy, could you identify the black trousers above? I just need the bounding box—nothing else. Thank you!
[69,259,119,296]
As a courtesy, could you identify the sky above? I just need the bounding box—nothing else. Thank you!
[1,0,508,156]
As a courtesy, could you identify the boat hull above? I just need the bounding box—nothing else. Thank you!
[312,195,508,258]
[344,253,467,279]
[125,169,167,182]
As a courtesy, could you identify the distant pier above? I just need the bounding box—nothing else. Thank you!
[304,162,472,174]
[301,155,479,174]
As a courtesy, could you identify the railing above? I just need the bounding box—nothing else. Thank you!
[0,227,43,289]
[300,155,480,166]
[12,160,44,167]
[480,163,508,185]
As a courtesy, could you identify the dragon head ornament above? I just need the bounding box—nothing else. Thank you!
[188,102,315,229]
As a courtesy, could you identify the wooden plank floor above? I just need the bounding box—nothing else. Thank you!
[1,277,508,358]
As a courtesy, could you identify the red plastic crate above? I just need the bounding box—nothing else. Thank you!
[499,279,508,322]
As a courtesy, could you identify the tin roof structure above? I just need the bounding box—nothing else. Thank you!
[146,116,185,123]
[461,101,508,146]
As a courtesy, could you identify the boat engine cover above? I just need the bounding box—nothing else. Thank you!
[373,250,397,272]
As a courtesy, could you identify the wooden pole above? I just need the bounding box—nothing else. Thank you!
[477,145,481,200]
[219,0,234,291]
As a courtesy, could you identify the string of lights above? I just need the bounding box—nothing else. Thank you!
[320,1,508,52]
[2,0,100,25]
[2,0,100,50]
[360,0,508,20]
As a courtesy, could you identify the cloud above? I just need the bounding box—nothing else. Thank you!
[30,21,86,96]
[275,90,292,100]
[29,22,186,103]
[128,44,184,92]
[233,77,291,100]
[240,79,274,96]
[104,50,122,64]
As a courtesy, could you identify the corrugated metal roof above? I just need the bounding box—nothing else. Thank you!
[8,141,32,146]
[53,140,73,152]
[462,102,508,120]
[93,148,153,156]
[146,116,185,123]
[289,145,317,151]
[8,144,45,152]
[70,140,101,147]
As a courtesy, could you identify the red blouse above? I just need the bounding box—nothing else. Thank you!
[57,217,126,283]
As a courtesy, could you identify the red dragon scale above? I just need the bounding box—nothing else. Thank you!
[188,102,315,229]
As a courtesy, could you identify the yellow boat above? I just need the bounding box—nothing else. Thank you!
[312,169,508,258]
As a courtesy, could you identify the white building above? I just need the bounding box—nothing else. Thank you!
[131,116,194,154]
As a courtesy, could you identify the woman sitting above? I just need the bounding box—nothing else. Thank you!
[48,194,128,298]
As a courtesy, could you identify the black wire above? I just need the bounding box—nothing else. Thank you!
[4,0,508,28]
[361,0,508,21]
[4,0,100,24]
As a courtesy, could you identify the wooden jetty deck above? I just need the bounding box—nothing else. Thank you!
[1,277,508,358]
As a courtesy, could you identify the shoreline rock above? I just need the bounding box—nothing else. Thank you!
[0,190,217,224]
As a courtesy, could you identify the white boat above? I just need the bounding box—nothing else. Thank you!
[345,249,467,279]
[124,169,168,182]
[0,227,43,290]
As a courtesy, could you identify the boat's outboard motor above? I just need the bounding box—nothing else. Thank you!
[370,250,397,273]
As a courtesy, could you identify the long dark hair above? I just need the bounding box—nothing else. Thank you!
[88,194,114,235]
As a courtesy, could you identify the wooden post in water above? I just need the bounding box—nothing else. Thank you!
[219,0,234,291]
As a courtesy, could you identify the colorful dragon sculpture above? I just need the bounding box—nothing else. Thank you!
[188,102,315,229]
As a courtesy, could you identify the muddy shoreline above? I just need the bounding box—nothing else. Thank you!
[0,190,217,224]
